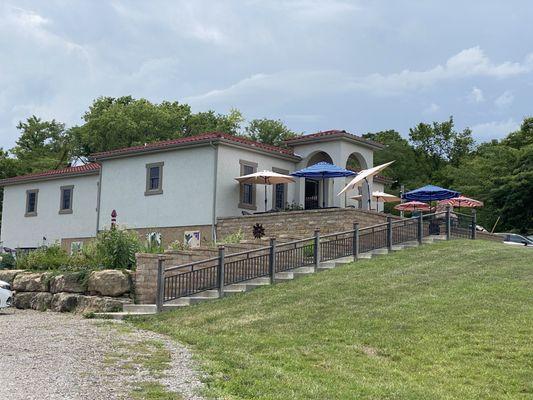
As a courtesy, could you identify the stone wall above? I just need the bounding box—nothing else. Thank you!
[0,269,133,313]
[217,208,401,240]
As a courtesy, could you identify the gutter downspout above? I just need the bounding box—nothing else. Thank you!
[95,162,103,235]
[210,141,218,243]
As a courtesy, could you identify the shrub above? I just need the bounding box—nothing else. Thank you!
[0,253,16,269]
[221,229,244,244]
[93,228,141,269]
[16,245,70,270]
[167,240,190,251]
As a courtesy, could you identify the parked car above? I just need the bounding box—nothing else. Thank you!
[495,233,533,247]
[0,280,12,309]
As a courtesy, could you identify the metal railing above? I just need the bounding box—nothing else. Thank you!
[156,207,478,310]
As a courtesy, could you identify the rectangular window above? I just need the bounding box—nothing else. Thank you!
[145,162,164,195]
[59,185,74,214]
[272,167,289,210]
[239,160,257,210]
[25,189,39,217]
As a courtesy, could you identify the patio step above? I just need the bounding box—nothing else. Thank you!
[391,245,405,251]
[93,311,156,320]
[402,241,420,248]
[357,252,373,259]
[123,304,157,313]
[371,248,389,256]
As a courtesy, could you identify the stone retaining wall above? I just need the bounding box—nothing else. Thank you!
[0,269,133,313]
[217,208,400,240]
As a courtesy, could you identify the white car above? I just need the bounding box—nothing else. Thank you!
[0,280,12,309]
[495,233,533,247]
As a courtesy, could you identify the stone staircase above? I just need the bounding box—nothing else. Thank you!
[95,235,447,320]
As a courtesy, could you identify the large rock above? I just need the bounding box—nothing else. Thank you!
[87,270,131,297]
[50,273,86,294]
[31,292,53,311]
[13,292,35,309]
[0,269,23,285]
[13,272,51,292]
[51,292,82,312]
[77,296,129,313]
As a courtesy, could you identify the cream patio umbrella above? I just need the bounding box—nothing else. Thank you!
[338,161,395,209]
[235,170,295,212]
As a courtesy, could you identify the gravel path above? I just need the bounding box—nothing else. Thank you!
[0,309,205,400]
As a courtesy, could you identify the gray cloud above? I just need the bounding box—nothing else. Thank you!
[1,0,532,149]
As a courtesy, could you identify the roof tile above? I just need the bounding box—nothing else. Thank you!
[0,163,100,186]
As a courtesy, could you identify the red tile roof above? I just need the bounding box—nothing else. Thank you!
[0,163,100,186]
[91,131,297,160]
[285,129,384,149]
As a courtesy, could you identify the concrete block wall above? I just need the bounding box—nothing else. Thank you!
[217,208,400,240]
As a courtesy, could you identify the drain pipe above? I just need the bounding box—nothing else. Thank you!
[210,141,218,243]
[95,162,103,235]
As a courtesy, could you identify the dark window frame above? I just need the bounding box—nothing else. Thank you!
[145,162,164,196]
[272,167,289,210]
[238,159,257,210]
[59,185,74,214]
[25,189,39,217]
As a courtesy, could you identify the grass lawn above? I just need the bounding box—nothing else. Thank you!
[131,240,533,399]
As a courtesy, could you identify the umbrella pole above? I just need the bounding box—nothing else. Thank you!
[265,184,267,212]
[323,177,326,208]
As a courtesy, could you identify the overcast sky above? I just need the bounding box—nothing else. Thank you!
[1,1,532,149]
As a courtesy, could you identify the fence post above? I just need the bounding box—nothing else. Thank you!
[417,214,423,244]
[387,217,393,251]
[353,222,359,262]
[445,205,451,240]
[471,209,477,240]
[217,246,225,298]
[314,228,320,271]
[269,237,276,285]
[156,256,164,313]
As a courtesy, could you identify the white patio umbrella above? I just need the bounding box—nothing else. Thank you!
[235,170,295,212]
[338,161,395,209]
[372,191,400,203]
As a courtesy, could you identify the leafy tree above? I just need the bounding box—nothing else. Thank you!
[183,108,244,137]
[502,117,533,149]
[71,96,192,156]
[11,116,71,172]
[409,116,475,170]
[245,118,299,146]
[363,130,429,190]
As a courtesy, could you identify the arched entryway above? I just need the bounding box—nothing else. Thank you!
[304,151,333,209]
[345,152,370,209]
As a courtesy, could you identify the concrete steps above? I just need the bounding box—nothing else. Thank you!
[95,236,444,319]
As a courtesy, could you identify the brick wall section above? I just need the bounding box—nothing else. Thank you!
[217,208,401,240]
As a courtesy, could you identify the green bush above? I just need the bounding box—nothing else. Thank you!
[93,228,141,269]
[221,229,244,244]
[16,245,70,270]
[0,253,16,269]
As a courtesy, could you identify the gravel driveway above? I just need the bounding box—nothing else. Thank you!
[0,309,204,400]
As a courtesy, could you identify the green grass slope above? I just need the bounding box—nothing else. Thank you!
[132,240,533,399]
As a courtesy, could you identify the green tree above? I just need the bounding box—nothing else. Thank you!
[71,96,192,156]
[183,108,244,137]
[409,116,475,170]
[11,116,71,173]
[363,130,430,190]
[245,118,299,146]
[502,117,533,149]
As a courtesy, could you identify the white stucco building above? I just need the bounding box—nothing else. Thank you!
[0,130,389,250]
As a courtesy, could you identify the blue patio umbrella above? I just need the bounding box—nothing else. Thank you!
[291,162,356,208]
[402,184,460,210]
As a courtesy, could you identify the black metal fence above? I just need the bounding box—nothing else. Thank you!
[156,208,478,310]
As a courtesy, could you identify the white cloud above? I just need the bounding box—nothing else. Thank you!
[470,118,519,141]
[494,91,514,108]
[187,47,533,106]
[423,103,440,114]
[468,87,485,103]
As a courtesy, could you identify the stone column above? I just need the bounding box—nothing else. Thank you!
[134,253,160,304]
